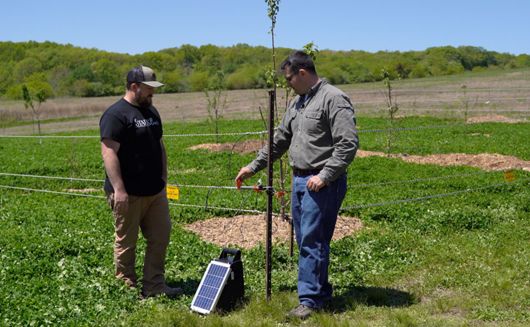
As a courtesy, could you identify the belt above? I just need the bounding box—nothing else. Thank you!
[292,168,321,177]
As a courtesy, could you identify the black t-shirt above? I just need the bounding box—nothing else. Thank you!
[99,98,165,196]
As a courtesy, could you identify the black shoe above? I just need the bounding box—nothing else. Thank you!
[287,304,315,320]
[141,285,183,299]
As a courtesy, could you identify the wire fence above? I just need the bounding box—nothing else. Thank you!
[1,115,528,217]
[340,179,528,211]
[0,178,527,216]
[0,169,508,191]
[0,123,472,139]
[0,170,527,216]
[0,130,268,139]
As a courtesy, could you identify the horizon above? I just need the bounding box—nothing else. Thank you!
[4,40,526,57]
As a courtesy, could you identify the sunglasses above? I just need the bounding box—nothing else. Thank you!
[285,73,296,82]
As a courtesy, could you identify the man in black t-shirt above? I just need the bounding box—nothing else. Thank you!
[100,66,180,299]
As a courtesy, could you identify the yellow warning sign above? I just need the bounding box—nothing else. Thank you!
[504,170,516,182]
[166,185,180,200]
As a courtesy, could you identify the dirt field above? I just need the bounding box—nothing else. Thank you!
[1,69,529,135]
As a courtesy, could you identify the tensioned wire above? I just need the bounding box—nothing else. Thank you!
[0,130,268,139]
[0,184,264,214]
[1,124,526,210]
[340,178,529,211]
[0,178,527,215]
[0,122,473,138]
[0,169,504,191]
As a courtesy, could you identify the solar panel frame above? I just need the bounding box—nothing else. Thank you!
[190,260,232,314]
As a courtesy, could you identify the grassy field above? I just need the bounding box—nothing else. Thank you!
[0,69,529,326]
[0,116,529,326]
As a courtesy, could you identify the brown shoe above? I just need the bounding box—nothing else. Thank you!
[141,285,183,299]
[287,304,315,320]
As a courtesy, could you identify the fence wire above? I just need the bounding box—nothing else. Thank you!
[0,169,509,192]
[341,178,528,211]
[0,122,475,139]
[0,177,526,216]
[1,116,528,214]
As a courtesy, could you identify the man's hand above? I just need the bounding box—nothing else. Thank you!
[235,167,255,188]
[101,138,129,213]
[307,175,326,192]
[113,189,129,214]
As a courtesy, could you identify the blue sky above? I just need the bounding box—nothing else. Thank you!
[2,0,529,55]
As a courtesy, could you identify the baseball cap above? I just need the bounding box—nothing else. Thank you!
[127,65,164,88]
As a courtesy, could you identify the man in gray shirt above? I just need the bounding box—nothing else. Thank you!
[235,51,358,319]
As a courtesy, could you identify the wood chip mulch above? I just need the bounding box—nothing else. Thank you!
[188,139,264,154]
[466,114,525,124]
[184,215,363,249]
[357,150,530,172]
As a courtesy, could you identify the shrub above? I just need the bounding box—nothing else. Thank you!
[446,61,465,75]
[188,71,209,92]
[13,57,42,82]
[410,63,430,78]
[85,82,114,97]
[225,66,258,90]
[319,63,350,84]
[161,69,188,93]
[5,84,24,100]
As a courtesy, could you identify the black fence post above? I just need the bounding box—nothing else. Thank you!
[266,90,275,301]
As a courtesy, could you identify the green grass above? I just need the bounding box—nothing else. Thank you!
[0,117,529,326]
[0,115,98,129]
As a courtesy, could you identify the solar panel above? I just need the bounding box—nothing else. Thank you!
[190,260,232,314]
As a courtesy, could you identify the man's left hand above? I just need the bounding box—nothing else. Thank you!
[307,175,326,192]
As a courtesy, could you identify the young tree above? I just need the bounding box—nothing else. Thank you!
[204,70,226,143]
[303,42,319,60]
[22,82,51,138]
[263,0,283,299]
[264,0,282,122]
[266,0,280,86]
[265,0,292,225]
[381,68,399,155]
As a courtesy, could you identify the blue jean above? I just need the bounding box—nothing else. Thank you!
[291,173,347,308]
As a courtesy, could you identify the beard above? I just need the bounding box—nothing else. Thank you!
[135,91,152,109]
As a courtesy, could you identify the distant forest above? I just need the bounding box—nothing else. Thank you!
[1,41,530,99]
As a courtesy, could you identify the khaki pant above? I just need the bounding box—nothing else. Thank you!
[107,189,171,294]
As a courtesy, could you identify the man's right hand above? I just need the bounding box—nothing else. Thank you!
[113,189,129,214]
[101,138,128,213]
[235,167,254,187]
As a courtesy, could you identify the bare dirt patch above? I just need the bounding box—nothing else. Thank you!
[466,114,525,124]
[358,150,530,172]
[189,139,264,154]
[189,140,530,172]
[184,215,363,249]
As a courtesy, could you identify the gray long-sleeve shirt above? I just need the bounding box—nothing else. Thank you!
[247,80,358,184]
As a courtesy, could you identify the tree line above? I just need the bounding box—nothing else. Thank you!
[1,41,529,100]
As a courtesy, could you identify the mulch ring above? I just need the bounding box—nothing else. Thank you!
[188,139,264,154]
[357,150,530,172]
[189,139,530,172]
[466,114,526,124]
[184,215,363,249]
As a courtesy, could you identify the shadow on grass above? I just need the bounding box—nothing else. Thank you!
[327,285,417,313]
[167,278,201,297]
